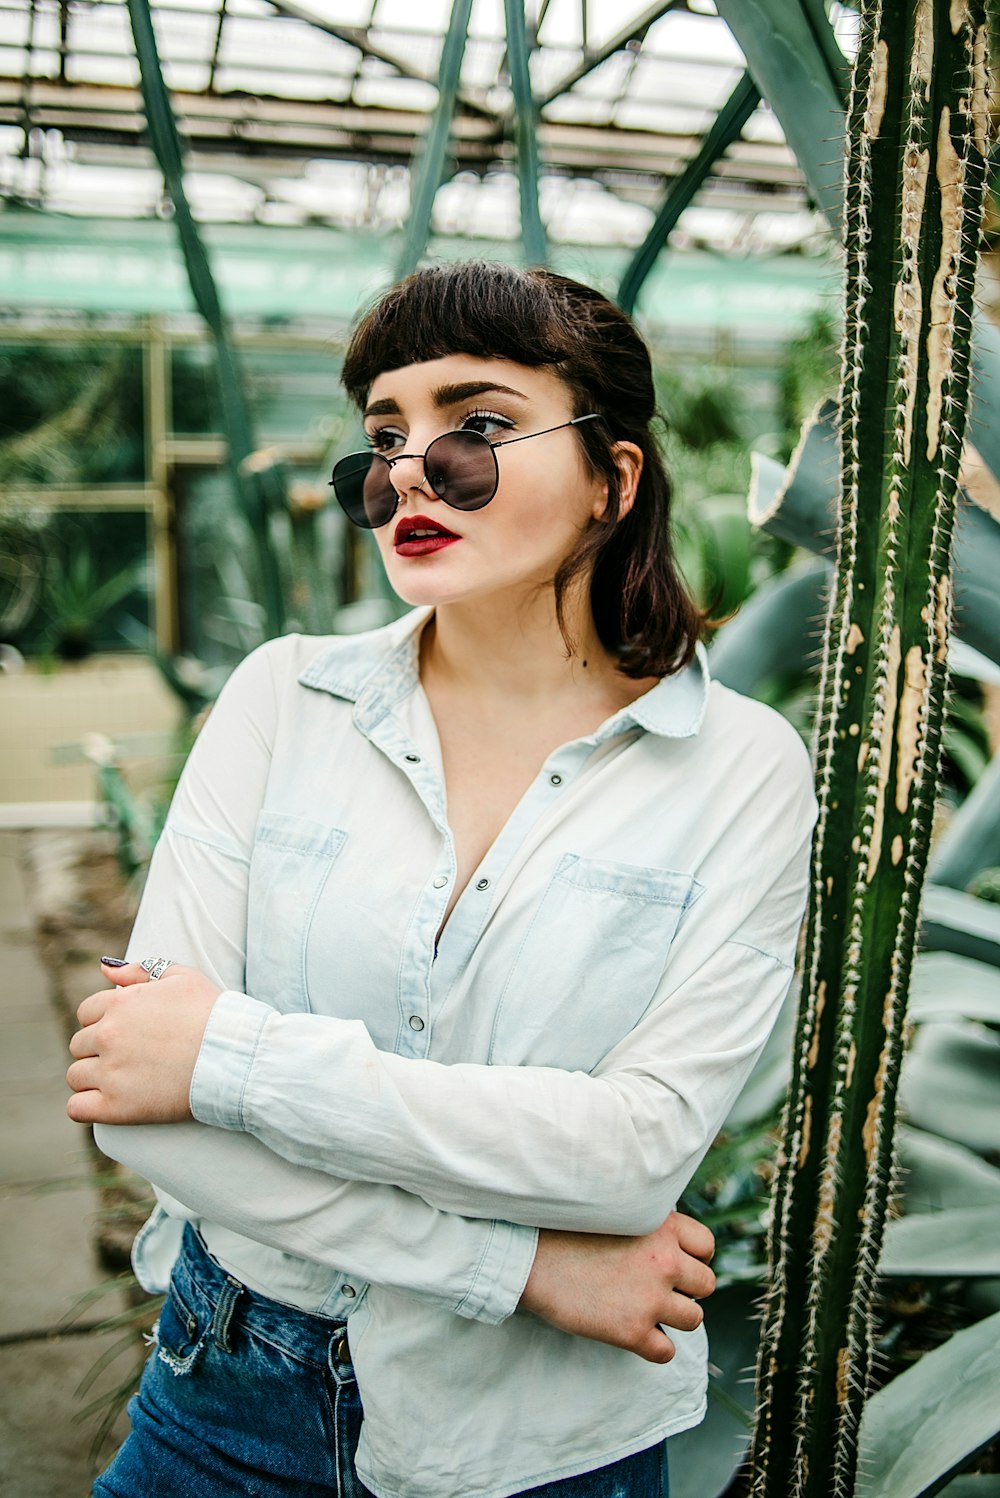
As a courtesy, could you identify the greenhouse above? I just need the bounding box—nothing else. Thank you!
[0,3,998,1496]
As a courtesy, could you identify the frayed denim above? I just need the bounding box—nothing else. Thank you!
[94,1224,667,1498]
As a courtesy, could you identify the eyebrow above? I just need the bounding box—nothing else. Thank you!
[362,381,529,421]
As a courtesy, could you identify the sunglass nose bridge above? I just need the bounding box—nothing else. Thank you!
[384,450,435,501]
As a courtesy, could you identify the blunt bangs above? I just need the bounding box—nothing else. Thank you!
[341,262,575,408]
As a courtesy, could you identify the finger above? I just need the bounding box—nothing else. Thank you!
[76,989,113,1026]
[637,1327,676,1365]
[67,1058,102,1094]
[67,1089,108,1125]
[674,1257,717,1302]
[657,1291,706,1334]
[68,1026,100,1059]
[100,959,152,987]
[669,1212,716,1263]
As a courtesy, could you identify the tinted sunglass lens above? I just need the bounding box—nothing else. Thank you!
[332,452,396,529]
[427,431,498,511]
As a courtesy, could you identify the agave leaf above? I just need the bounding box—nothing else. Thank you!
[714,0,847,228]
[707,557,830,696]
[947,639,1000,687]
[899,1024,1000,1158]
[747,398,1000,667]
[667,1283,760,1498]
[879,1208,1000,1278]
[897,1127,1000,1214]
[747,398,840,551]
[920,887,1000,967]
[855,1309,1000,1498]
[930,753,1000,894]
[936,1480,1000,1497]
[908,953,1000,1025]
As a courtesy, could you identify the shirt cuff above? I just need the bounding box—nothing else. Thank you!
[190,989,272,1130]
[454,1218,539,1325]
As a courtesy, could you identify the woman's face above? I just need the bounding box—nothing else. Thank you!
[362,354,609,610]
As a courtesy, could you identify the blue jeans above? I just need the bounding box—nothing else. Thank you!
[94,1224,668,1498]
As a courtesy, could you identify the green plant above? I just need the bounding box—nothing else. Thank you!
[748,6,994,1498]
[34,549,143,661]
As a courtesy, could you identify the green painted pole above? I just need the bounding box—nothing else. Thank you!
[617,70,760,314]
[126,0,286,638]
[503,0,548,266]
[395,0,474,280]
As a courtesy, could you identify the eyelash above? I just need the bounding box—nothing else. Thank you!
[365,407,516,452]
[463,407,516,440]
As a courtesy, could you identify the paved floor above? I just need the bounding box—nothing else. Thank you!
[0,831,133,1498]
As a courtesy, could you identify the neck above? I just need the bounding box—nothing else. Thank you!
[421,584,614,703]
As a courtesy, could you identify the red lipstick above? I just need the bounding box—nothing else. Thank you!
[394,514,461,557]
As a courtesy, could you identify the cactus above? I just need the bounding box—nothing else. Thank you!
[748,5,992,1497]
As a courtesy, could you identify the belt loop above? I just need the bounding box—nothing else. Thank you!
[211,1275,245,1353]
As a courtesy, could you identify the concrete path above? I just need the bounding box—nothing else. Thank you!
[0,832,132,1498]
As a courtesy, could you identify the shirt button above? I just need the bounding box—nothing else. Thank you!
[342,1284,357,1299]
[404,753,420,763]
[408,1015,425,1031]
[432,875,448,889]
[476,877,490,891]
[549,773,563,786]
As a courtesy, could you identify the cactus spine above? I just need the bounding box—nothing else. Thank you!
[749,5,991,1497]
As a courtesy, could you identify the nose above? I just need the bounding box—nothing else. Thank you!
[386,451,433,502]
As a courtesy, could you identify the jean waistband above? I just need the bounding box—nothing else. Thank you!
[172,1221,350,1372]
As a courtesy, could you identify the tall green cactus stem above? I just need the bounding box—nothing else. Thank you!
[749,5,991,1497]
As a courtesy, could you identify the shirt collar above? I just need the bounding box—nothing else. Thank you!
[298,607,710,741]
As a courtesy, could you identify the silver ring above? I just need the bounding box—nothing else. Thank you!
[140,957,175,981]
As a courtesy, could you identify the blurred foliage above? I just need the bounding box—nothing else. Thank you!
[0,508,150,658]
[0,344,145,486]
[776,308,840,458]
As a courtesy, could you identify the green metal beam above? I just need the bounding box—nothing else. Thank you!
[265,0,499,123]
[395,0,474,281]
[503,0,548,266]
[617,69,760,315]
[125,0,287,638]
[538,0,678,109]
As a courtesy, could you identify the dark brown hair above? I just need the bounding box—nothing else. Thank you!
[341,260,722,678]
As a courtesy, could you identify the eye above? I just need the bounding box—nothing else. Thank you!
[461,408,515,441]
[366,426,405,453]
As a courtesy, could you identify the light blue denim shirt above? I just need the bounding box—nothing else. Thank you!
[96,607,818,1498]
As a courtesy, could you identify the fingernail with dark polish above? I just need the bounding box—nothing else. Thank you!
[101,956,128,967]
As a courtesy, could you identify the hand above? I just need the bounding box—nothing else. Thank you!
[66,960,222,1127]
[518,1210,716,1364]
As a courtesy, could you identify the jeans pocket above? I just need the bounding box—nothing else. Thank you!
[154,1281,209,1377]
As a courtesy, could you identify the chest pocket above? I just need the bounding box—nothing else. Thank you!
[246,811,347,1013]
[488,854,703,1073]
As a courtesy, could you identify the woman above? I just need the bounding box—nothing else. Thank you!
[68,261,818,1498]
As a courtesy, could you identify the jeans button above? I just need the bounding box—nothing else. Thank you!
[336,1335,350,1364]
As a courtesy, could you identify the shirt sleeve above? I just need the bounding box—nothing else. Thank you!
[91,637,537,1325]
[190,702,819,1238]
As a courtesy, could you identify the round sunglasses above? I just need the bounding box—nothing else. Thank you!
[328,414,602,530]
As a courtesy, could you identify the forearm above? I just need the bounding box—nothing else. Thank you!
[93,1119,536,1324]
[192,940,796,1235]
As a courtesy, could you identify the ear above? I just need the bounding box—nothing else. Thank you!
[591,442,643,523]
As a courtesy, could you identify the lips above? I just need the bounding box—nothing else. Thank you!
[394,514,461,557]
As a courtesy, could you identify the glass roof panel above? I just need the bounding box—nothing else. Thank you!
[374,0,453,32]
[0,0,853,253]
